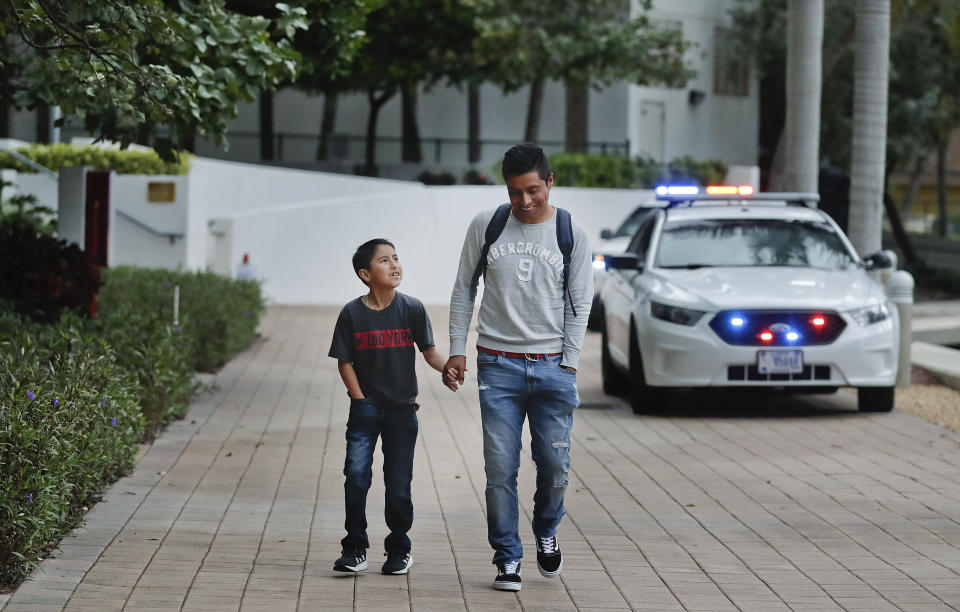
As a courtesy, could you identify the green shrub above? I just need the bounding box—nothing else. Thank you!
[0,143,192,175]
[635,154,729,188]
[0,180,56,235]
[95,306,197,439]
[98,267,265,372]
[550,154,637,188]
[0,312,145,586]
[0,216,101,323]
[492,152,729,189]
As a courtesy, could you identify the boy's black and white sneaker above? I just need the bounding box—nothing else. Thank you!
[536,535,563,577]
[493,560,522,591]
[382,551,412,575]
[333,548,367,572]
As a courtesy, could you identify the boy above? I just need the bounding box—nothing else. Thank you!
[329,238,449,575]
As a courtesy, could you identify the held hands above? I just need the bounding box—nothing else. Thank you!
[442,355,467,392]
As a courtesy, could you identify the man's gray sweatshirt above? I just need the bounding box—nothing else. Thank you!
[449,206,594,370]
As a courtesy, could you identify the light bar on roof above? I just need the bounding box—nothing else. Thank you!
[654,185,699,196]
[706,185,755,195]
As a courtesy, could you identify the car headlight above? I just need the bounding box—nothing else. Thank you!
[650,300,706,326]
[847,302,890,326]
[592,254,607,269]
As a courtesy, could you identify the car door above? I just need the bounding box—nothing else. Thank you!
[604,213,658,365]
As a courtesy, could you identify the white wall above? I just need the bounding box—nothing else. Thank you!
[184,157,423,269]
[226,183,647,305]
[110,174,189,269]
[1,170,58,212]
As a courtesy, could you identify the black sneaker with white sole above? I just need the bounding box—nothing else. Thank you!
[493,560,522,591]
[333,548,367,572]
[536,535,562,577]
[382,551,412,575]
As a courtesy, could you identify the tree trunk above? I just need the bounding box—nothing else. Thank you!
[35,105,51,143]
[365,88,394,176]
[564,80,589,153]
[936,139,948,237]
[781,0,823,193]
[0,102,8,138]
[260,92,274,161]
[317,91,338,160]
[847,0,890,255]
[468,83,481,163]
[136,121,152,147]
[882,154,921,266]
[401,83,422,163]
[179,125,197,153]
[524,77,546,143]
[768,13,852,190]
[900,152,927,212]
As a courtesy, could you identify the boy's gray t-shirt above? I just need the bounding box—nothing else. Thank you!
[328,292,434,405]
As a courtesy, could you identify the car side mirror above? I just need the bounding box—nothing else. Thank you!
[861,250,893,270]
[600,229,614,240]
[604,253,644,272]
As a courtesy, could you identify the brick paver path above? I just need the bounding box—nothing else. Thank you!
[4,305,960,611]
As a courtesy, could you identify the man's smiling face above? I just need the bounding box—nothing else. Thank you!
[506,170,554,224]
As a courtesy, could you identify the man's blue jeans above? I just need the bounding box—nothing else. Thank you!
[341,397,419,554]
[477,352,579,565]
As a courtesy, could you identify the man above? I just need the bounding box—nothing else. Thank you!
[444,143,593,591]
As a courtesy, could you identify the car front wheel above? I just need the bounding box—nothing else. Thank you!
[629,323,664,414]
[857,387,894,412]
[601,323,628,395]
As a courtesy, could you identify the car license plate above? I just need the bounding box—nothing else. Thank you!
[756,350,803,374]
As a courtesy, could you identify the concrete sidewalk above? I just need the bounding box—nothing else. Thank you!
[4,305,960,611]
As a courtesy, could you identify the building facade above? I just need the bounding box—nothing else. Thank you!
[6,0,758,180]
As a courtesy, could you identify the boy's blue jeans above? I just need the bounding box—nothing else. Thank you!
[477,352,579,565]
[341,397,419,554]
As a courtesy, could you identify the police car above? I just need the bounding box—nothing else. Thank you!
[589,203,659,329]
[598,185,898,414]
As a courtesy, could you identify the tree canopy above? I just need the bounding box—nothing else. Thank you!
[1,0,308,160]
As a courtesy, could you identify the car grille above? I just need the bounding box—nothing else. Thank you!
[727,364,832,382]
[709,310,846,346]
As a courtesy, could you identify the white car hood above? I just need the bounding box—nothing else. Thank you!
[595,236,631,255]
[655,266,885,311]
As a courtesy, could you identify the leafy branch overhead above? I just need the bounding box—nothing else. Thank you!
[1,0,308,160]
[470,0,693,91]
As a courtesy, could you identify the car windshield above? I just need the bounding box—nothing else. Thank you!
[614,208,653,237]
[656,218,856,270]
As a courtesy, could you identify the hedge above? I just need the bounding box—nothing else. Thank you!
[0,312,145,586]
[98,267,265,372]
[492,153,728,189]
[0,143,191,175]
[0,267,264,588]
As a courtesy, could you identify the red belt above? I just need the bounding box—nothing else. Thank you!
[477,345,561,360]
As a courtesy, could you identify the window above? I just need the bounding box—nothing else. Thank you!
[628,215,658,260]
[656,219,856,270]
[650,18,683,35]
[713,27,749,97]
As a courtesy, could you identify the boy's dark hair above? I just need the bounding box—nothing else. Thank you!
[501,142,552,182]
[352,238,395,285]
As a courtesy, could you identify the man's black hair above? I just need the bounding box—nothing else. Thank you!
[501,142,552,182]
[352,238,395,285]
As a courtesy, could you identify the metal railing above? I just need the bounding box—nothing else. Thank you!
[226,132,630,163]
[115,209,184,244]
[0,145,58,180]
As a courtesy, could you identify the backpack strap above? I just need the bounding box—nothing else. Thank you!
[468,203,512,302]
[469,204,579,319]
[555,207,577,318]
